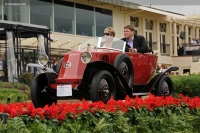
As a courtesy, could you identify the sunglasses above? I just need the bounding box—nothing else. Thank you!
[104,33,110,36]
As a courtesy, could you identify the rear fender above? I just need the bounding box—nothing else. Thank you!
[142,66,179,92]
[82,61,132,97]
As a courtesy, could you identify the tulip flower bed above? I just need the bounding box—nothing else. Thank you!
[1,94,200,132]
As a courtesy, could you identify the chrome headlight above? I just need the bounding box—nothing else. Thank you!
[81,52,92,64]
[38,53,49,66]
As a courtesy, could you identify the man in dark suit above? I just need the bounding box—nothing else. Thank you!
[121,25,149,53]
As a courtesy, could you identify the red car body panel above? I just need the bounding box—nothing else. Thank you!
[56,51,86,83]
[127,53,158,84]
[55,49,157,88]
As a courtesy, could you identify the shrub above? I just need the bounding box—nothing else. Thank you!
[19,72,34,87]
[171,74,200,97]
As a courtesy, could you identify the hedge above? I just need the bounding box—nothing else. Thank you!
[171,74,200,97]
[1,74,200,103]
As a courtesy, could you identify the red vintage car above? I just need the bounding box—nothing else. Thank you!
[28,36,178,108]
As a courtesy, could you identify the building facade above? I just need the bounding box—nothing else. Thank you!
[0,0,200,74]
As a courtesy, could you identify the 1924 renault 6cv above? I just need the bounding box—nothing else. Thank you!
[28,36,178,108]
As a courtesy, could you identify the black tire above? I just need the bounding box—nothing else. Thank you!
[55,57,63,74]
[91,70,116,103]
[31,74,57,108]
[113,54,134,89]
[155,74,174,96]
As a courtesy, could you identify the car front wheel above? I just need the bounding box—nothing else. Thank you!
[91,70,116,103]
[31,73,57,108]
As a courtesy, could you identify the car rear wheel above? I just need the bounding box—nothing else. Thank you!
[55,57,63,74]
[91,70,116,103]
[155,74,174,96]
[113,54,134,89]
[31,73,57,108]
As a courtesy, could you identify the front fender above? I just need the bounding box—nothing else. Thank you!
[27,63,44,69]
[28,63,58,84]
[142,66,179,92]
[45,72,58,84]
[82,61,132,97]
[33,72,58,85]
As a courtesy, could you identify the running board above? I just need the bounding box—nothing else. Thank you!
[132,92,149,96]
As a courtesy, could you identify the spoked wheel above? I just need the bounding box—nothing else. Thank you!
[31,73,57,108]
[118,62,130,83]
[113,54,134,89]
[113,54,134,99]
[155,74,174,96]
[91,70,116,103]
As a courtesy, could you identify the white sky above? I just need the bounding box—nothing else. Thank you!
[124,0,200,15]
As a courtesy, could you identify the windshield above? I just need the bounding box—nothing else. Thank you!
[79,36,126,52]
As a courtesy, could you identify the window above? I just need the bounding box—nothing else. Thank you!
[130,17,139,27]
[195,29,196,37]
[160,34,166,53]
[0,0,2,20]
[146,32,153,49]
[76,3,94,36]
[134,30,137,35]
[176,25,179,34]
[160,23,166,32]
[145,20,153,30]
[188,27,191,36]
[177,37,179,47]
[53,2,113,36]
[95,7,112,37]
[172,36,174,55]
[199,30,200,37]
[4,0,29,22]
[54,1,74,34]
[188,27,192,43]
[183,69,190,74]
[30,0,52,28]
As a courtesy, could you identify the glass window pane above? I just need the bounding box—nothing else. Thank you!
[95,7,112,37]
[134,30,137,35]
[54,1,74,34]
[76,3,94,36]
[30,0,52,28]
[4,0,29,22]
